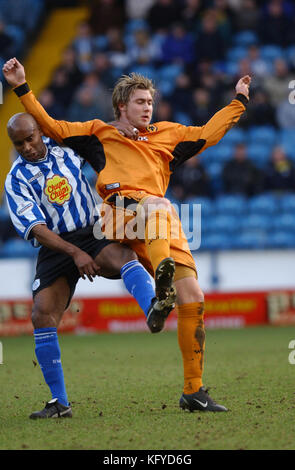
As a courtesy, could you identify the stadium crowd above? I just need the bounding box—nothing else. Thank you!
[1,0,295,252]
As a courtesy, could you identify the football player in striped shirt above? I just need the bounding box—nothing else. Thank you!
[4,112,175,419]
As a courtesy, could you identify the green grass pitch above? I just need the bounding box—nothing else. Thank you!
[1,325,295,450]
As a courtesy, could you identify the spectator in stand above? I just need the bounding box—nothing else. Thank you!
[88,0,126,36]
[58,47,84,91]
[276,98,295,129]
[92,52,114,89]
[125,0,156,20]
[246,89,277,128]
[38,89,66,120]
[106,27,130,70]
[153,99,176,122]
[188,88,215,126]
[232,0,259,32]
[170,73,194,114]
[222,143,263,196]
[236,57,262,89]
[0,21,13,59]
[258,0,294,47]
[147,0,182,33]
[79,72,113,120]
[0,0,44,33]
[161,23,195,65]
[179,0,203,33]
[195,9,226,62]
[48,67,75,109]
[213,0,235,44]
[72,21,94,74]
[264,146,295,192]
[247,44,271,79]
[67,86,110,122]
[263,58,293,106]
[169,158,211,201]
[198,71,226,109]
[129,28,161,65]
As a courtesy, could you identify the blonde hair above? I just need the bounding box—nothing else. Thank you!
[112,73,156,120]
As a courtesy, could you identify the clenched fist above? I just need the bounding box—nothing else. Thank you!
[2,57,26,88]
[235,75,251,100]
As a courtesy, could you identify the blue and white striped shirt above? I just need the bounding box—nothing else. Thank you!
[5,137,99,246]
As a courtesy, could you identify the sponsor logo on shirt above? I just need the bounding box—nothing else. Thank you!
[32,279,40,291]
[146,124,158,133]
[51,146,65,158]
[44,174,72,205]
[28,171,43,184]
[105,182,120,190]
[16,202,34,216]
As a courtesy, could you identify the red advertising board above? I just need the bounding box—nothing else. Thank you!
[1,290,295,336]
[0,290,274,336]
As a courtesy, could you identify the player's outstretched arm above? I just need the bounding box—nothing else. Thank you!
[2,58,105,143]
[175,75,251,165]
[197,75,251,150]
[3,58,138,142]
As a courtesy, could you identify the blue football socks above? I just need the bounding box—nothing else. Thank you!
[34,327,69,406]
[120,260,155,317]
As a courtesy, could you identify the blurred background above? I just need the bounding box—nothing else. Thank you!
[0,0,295,335]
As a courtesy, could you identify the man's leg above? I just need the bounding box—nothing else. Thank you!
[30,277,72,419]
[93,243,154,317]
[175,268,227,412]
[93,242,176,330]
[141,196,175,301]
[100,195,176,330]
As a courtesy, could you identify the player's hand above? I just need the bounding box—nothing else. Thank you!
[2,57,26,88]
[73,249,101,282]
[111,121,139,140]
[235,75,251,100]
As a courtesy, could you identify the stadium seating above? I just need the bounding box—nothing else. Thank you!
[260,45,284,62]
[233,30,258,47]
[1,1,295,257]
[279,193,295,213]
[247,126,278,147]
[199,232,233,251]
[267,231,295,248]
[215,195,248,215]
[241,213,273,231]
[273,213,295,232]
[186,196,215,217]
[212,144,233,163]
[234,230,267,249]
[206,214,241,233]
[247,143,271,168]
[222,128,246,146]
[247,194,279,215]
[226,46,248,62]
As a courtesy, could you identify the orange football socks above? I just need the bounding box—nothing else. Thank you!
[177,302,205,394]
[145,209,171,273]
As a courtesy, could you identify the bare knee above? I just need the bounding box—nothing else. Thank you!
[143,196,172,221]
[95,243,138,277]
[175,277,204,305]
[112,243,137,269]
[32,303,61,329]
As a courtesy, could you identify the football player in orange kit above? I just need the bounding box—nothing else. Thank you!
[3,57,250,412]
